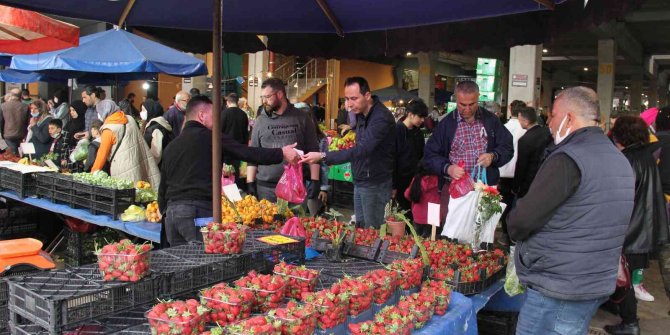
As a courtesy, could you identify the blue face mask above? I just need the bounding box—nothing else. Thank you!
[31,111,40,117]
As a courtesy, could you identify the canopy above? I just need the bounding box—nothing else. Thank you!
[10,28,207,77]
[0,68,154,84]
[0,0,564,34]
[0,5,78,54]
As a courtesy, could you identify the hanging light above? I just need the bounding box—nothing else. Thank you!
[142,82,150,90]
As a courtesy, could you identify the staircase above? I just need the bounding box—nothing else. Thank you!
[276,58,326,103]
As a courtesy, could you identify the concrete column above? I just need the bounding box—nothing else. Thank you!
[649,77,658,108]
[597,39,617,128]
[541,75,554,114]
[507,45,542,108]
[417,52,436,109]
[630,72,643,113]
[247,50,269,112]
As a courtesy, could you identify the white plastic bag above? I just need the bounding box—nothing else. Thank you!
[477,203,507,244]
[504,245,525,296]
[441,189,480,242]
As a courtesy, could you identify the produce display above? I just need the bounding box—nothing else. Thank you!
[1,151,20,162]
[222,195,287,226]
[135,181,157,203]
[398,291,436,329]
[302,289,349,330]
[273,262,319,299]
[328,132,356,151]
[331,276,374,316]
[72,171,134,189]
[268,300,317,335]
[234,272,286,313]
[201,222,247,254]
[146,299,208,335]
[200,283,254,324]
[348,305,411,335]
[145,201,161,222]
[120,205,146,222]
[95,239,152,281]
[224,315,280,335]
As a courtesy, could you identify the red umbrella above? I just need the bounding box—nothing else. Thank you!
[0,5,78,54]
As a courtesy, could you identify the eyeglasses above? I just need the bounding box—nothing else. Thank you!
[260,92,277,100]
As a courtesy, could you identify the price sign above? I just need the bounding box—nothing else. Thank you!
[257,235,298,245]
[222,184,243,202]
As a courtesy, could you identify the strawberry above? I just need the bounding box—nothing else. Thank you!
[96,240,152,282]
[389,258,424,290]
[201,222,247,254]
[348,305,411,335]
[398,292,435,329]
[302,289,349,330]
[332,276,374,316]
[268,300,317,335]
[421,280,451,316]
[273,262,319,299]
[146,299,208,335]
[234,271,286,313]
[225,315,281,335]
[200,283,253,324]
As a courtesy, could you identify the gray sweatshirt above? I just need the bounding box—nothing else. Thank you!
[249,105,319,183]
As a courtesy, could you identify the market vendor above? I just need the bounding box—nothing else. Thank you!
[90,100,161,191]
[301,77,396,229]
[159,95,300,247]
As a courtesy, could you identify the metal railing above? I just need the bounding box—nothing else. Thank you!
[286,58,326,101]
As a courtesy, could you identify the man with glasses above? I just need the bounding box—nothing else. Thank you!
[247,78,320,203]
[164,91,191,137]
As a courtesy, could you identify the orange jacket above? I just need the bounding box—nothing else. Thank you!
[91,111,128,172]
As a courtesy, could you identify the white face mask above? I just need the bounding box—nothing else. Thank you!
[554,115,571,145]
[140,106,148,120]
[53,97,59,104]
[50,132,60,139]
[98,113,104,122]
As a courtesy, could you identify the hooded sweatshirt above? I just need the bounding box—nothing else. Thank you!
[144,116,174,164]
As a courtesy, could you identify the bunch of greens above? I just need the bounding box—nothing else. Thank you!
[72,171,134,189]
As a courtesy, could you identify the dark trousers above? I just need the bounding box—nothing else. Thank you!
[164,199,212,247]
[498,177,514,240]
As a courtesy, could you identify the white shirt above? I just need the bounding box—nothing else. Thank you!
[499,118,526,178]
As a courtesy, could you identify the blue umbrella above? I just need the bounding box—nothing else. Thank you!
[0,52,11,66]
[0,0,565,34]
[0,68,154,84]
[10,28,207,76]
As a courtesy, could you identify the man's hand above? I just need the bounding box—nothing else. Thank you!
[447,164,465,180]
[281,142,299,164]
[300,152,323,165]
[477,153,495,168]
[318,191,328,204]
[74,131,87,140]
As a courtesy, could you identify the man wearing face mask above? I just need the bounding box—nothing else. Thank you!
[507,87,635,335]
[247,78,320,203]
[164,91,190,137]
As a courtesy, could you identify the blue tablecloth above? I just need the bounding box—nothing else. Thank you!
[0,190,161,242]
[415,291,478,335]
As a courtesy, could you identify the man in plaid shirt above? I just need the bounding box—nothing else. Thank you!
[424,81,513,221]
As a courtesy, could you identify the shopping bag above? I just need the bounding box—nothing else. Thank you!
[610,254,631,303]
[477,203,506,244]
[448,161,475,199]
[280,216,307,239]
[275,163,307,204]
[441,189,479,241]
[504,245,525,296]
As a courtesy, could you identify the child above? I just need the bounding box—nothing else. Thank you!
[404,161,440,238]
[47,119,69,168]
[84,120,103,172]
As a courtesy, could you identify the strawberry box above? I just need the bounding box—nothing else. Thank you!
[234,271,286,313]
[199,283,253,324]
[421,280,451,316]
[363,269,398,305]
[398,291,435,330]
[145,299,208,335]
[223,315,281,335]
[389,258,423,290]
[96,239,152,282]
[272,262,319,299]
[201,222,247,254]
[348,305,411,335]
[331,277,374,316]
[302,289,349,330]
[269,300,317,335]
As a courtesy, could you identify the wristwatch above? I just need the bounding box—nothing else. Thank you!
[320,152,327,163]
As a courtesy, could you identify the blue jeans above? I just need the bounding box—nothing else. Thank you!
[353,180,392,229]
[516,288,606,335]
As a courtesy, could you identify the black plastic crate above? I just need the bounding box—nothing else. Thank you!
[246,230,305,266]
[0,219,37,241]
[114,323,151,335]
[71,180,95,196]
[35,186,54,200]
[376,240,418,264]
[149,250,214,298]
[0,168,36,198]
[445,267,506,295]
[478,311,518,335]
[90,198,132,218]
[71,195,92,210]
[162,243,253,287]
[305,257,385,279]
[62,228,96,267]
[56,303,151,335]
[7,269,158,334]
[7,322,49,335]
[92,186,135,200]
[34,173,56,189]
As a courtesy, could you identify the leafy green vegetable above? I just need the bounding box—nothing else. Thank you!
[72,171,134,189]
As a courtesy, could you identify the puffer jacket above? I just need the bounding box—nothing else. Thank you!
[622,143,670,254]
[93,111,161,192]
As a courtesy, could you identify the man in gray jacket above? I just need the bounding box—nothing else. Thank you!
[508,87,635,335]
[0,88,29,155]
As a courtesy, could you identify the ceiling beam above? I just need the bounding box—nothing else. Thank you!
[625,10,670,23]
[315,0,344,37]
[118,0,136,27]
[533,0,555,10]
[592,22,644,66]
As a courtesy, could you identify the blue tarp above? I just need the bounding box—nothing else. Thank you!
[10,29,207,77]
[0,1,564,33]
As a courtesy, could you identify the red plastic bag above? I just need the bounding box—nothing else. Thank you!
[281,217,307,239]
[448,161,475,199]
[275,163,306,203]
